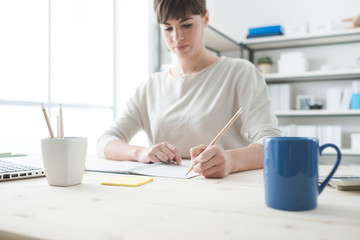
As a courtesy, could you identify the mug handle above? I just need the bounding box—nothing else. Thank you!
[318,143,342,194]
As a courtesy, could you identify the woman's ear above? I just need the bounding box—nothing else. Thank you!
[204,11,209,27]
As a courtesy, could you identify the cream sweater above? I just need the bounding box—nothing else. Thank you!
[97,57,281,158]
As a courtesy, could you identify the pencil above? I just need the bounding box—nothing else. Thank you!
[0,152,11,156]
[342,17,354,22]
[186,107,244,175]
[41,103,55,138]
[57,115,60,138]
[59,104,64,138]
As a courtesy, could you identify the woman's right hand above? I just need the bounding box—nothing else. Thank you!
[137,142,182,165]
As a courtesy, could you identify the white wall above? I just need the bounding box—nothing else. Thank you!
[207,0,360,42]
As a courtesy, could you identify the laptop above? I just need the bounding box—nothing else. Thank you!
[0,155,45,181]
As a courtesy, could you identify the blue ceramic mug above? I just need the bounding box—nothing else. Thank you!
[263,137,341,211]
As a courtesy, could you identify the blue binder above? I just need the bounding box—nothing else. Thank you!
[248,25,283,36]
[246,32,283,39]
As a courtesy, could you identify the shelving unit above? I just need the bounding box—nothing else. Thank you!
[157,25,360,161]
[322,148,360,156]
[243,28,360,63]
[204,25,242,55]
[275,109,360,117]
[251,29,360,160]
[243,28,360,50]
[264,69,360,83]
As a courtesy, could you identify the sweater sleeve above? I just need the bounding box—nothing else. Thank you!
[96,82,147,158]
[238,62,282,145]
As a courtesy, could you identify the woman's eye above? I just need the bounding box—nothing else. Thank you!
[164,27,173,31]
[183,24,192,28]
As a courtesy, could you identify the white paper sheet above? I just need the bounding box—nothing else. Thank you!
[86,159,199,179]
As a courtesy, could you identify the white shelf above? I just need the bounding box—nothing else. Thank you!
[264,69,360,83]
[322,148,360,156]
[276,110,360,117]
[205,25,241,52]
[243,28,360,50]
[201,27,360,56]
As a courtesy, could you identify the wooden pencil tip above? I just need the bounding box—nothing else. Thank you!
[185,165,194,175]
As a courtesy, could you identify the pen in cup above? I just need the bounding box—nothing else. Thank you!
[41,103,55,138]
[186,107,244,175]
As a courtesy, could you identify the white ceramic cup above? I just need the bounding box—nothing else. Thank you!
[41,137,87,186]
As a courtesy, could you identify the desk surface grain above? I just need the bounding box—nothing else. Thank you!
[0,162,359,240]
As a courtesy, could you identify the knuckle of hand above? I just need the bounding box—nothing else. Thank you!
[199,154,207,162]
[189,147,196,154]
[198,164,205,171]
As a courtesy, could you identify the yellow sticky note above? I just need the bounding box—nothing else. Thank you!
[101,176,153,187]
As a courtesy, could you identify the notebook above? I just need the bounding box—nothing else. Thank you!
[319,175,360,191]
[86,159,199,179]
[0,156,45,181]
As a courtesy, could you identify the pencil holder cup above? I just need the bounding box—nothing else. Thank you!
[41,137,87,187]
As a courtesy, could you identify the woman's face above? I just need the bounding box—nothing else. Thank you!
[160,13,208,60]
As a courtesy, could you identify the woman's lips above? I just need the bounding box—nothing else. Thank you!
[175,45,188,51]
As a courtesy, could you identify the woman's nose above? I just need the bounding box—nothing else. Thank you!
[172,28,184,41]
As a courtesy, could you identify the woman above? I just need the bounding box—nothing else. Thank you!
[97,0,281,178]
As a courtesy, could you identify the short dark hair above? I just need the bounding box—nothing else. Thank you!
[154,0,207,24]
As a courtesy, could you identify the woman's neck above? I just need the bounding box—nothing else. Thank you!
[170,51,220,77]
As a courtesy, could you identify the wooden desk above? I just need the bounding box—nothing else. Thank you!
[0,161,359,240]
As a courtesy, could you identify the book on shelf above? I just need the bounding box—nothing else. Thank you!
[247,32,283,39]
[247,25,284,39]
[267,84,290,111]
[279,125,342,147]
[296,125,317,139]
[326,87,352,110]
[248,25,283,35]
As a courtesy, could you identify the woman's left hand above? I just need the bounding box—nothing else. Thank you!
[189,144,233,178]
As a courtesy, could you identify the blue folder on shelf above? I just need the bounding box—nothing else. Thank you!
[246,32,283,39]
[248,25,283,35]
[247,25,284,39]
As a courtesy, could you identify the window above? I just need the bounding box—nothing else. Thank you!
[0,0,150,154]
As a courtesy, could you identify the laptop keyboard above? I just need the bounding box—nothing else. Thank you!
[0,159,42,173]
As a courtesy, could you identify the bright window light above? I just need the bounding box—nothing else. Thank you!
[51,0,114,106]
[0,0,151,154]
[0,0,48,102]
[0,105,48,154]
